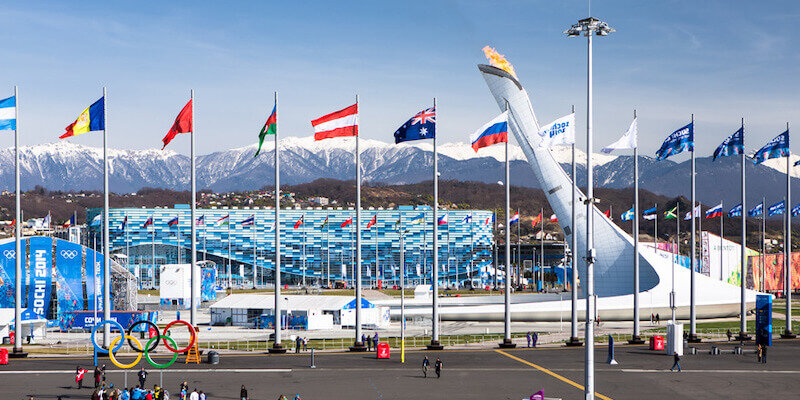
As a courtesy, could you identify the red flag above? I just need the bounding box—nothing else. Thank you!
[603,209,612,219]
[341,217,353,228]
[530,212,542,227]
[311,104,358,140]
[549,214,558,223]
[162,99,193,149]
[366,214,377,229]
[293,216,304,229]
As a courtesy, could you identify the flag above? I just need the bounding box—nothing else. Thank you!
[120,216,128,230]
[294,215,305,229]
[462,215,472,224]
[642,206,657,220]
[748,203,764,217]
[664,206,678,220]
[320,216,329,229]
[366,214,377,229]
[470,111,508,151]
[549,214,558,223]
[509,212,520,225]
[255,104,277,157]
[341,217,353,228]
[394,107,435,143]
[167,216,179,227]
[242,214,255,226]
[62,215,75,229]
[768,201,785,216]
[484,215,492,226]
[0,96,16,131]
[312,103,358,140]
[793,204,800,217]
[728,204,742,217]
[61,97,105,139]
[438,214,448,225]
[409,213,425,225]
[161,99,193,149]
[530,212,542,227]
[684,205,701,220]
[621,207,634,221]
[216,214,230,227]
[142,216,154,228]
[713,127,744,161]
[705,203,723,219]
[753,130,789,164]
[601,117,638,154]
[795,159,800,167]
[90,214,102,227]
[42,212,51,229]
[603,209,612,220]
[536,113,575,148]
[656,122,693,160]
[196,215,205,226]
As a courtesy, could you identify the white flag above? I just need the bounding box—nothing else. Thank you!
[341,264,347,277]
[601,117,638,154]
[536,113,575,148]
[684,205,701,220]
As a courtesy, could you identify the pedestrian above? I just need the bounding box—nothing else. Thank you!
[101,364,107,382]
[372,332,379,350]
[532,332,538,348]
[76,365,87,389]
[145,389,153,400]
[762,344,767,364]
[241,384,249,400]
[366,334,372,351]
[94,366,102,388]
[152,385,161,400]
[757,344,763,363]
[650,313,654,324]
[670,351,681,372]
[138,368,147,389]
[361,333,366,347]
[92,389,101,400]
[199,391,206,400]
[422,356,430,378]
[303,337,308,351]
[526,332,532,348]
[435,357,443,378]
[726,329,732,341]
[189,388,199,400]
[295,336,302,353]
[121,388,131,400]
[655,314,660,325]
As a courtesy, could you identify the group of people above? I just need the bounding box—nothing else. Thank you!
[294,336,310,353]
[240,385,302,400]
[649,313,661,325]
[526,332,539,348]
[421,356,443,378]
[74,366,209,400]
[361,332,380,351]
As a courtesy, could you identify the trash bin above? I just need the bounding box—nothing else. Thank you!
[376,342,390,359]
[1,337,9,345]
[649,335,664,351]
[207,351,219,364]
[0,348,8,365]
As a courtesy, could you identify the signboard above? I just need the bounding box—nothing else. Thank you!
[55,240,84,327]
[60,310,157,332]
[27,237,52,319]
[755,294,772,346]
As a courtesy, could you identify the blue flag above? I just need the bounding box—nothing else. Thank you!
[713,127,744,161]
[394,107,435,143]
[753,130,789,165]
[656,122,693,160]
[793,204,800,217]
[748,203,763,217]
[728,204,742,217]
[0,96,16,131]
[642,206,657,215]
[768,201,785,216]
[620,207,634,221]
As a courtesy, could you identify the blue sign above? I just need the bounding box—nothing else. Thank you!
[27,237,52,319]
[55,240,85,328]
[756,294,772,346]
[61,311,157,332]
[85,247,105,314]
[0,241,18,308]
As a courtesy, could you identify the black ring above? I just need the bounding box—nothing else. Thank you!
[127,320,160,353]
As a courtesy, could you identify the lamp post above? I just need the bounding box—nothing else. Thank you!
[565,16,614,400]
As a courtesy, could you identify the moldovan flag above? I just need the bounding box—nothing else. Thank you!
[61,97,105,138]
[162,99,193,149]
[312,103,358,140]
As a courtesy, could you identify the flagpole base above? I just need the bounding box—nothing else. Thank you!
[628,335,645,345]
[565,337,584,347]
[9,348,28,358]
[780,330,796,339]
[498,339,516,349]
[268,344,287,354]
[687,334,702,343]
[349,342,368,352]
[427,340,445,350]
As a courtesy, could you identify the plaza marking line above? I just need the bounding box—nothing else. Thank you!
[0,369,292,374]
[620,369,800,374]
[494,349,614,400]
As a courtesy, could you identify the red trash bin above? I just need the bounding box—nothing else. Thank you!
[8,332,14,345]
[376,342,390,359]
[649,335,664,351]
[0,348,8,365]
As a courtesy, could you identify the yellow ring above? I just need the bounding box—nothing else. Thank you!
[109,335,143,369]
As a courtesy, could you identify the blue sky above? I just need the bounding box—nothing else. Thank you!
[1,0,798,158]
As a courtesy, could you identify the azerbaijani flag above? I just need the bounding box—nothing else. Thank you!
[320,216,329,229]
[256,104,277,157]
[60,97,105,139]
[470,111,508,152]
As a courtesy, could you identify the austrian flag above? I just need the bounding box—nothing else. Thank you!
[312,103,358,141]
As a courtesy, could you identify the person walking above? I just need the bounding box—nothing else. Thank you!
[726,329,732,341]
[295,336,302,353]
[655,313,660,325]
[372,332,379,350]
[76,366,87,389]
[94,366,102,388]
[422,356,430,378]
[526,332,532,348]
[189,388,199,400]
[366,334,372,351]
[199,391,206,400]
[670,352,682,372]
[138,368,147,390]
[240,385,249,400]
[757,344,763,363]
[532,332,538,348]
[761,344,767,364]
[435,357,443,378]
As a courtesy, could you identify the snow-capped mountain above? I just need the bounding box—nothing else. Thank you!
[0,138,798,208]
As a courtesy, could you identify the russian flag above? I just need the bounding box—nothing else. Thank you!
[167,216,179,227]
[142,216,154,228]
[470,111,508,152]
[705,203,723,219]
[438,214,448,225]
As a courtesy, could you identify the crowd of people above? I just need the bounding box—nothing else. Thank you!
[73,366,211,400]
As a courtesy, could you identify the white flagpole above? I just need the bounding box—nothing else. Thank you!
[689,114,699,342]
[428,97,442,350]
[302,216,306,287]
[252,217,256,288]
[327,214,330,288]
[568,104,581,347]
[101,87,111,348]
[353,94,365,351]
[739,118,748,340]
[783,123,795,338]
[720,203,724,281]
[190,88,197,326]
[269,91,285,353]
[631,110,643,344]
[13,86,22,355]
[499,100,514,349]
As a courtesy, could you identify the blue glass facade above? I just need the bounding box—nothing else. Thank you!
[88,206,494,286]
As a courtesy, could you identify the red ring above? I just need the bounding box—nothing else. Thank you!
[161,320,197,354]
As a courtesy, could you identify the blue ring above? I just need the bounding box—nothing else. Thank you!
[91,320,125,354]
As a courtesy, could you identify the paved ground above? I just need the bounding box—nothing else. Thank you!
[3,339,799,400]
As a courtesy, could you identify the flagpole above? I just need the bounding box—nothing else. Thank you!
[782,122,795,338]
[540,207,544,291]
[252,217,256,288]
[269,91,285,353]
[352,94,366,351]
[428,97,442,350]
[688,114,699,342]
[327,213,331,288]
[630,109,643,344]
[499,99,515,349]
[469,213,473,285]
[738,117,749,340]
[375,216,379,288]
[189,89,197,325]
[302,216,306,287]
[721,202,724,281]
[567,104,581,347]
[400,216,405,363]
[101,87,111,348]
[762,198,766,293]
[228,217,231,289]
[654,204,658,251]
[12,86,23,356]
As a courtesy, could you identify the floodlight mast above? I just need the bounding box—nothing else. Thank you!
[564,15,614,400]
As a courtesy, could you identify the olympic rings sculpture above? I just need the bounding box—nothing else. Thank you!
[90,319,197,369]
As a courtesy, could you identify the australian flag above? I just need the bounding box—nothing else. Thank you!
[394,107,435,143]
[727,204,742,217]
[656,122,693,160]
[753,130,789,165]
[748,203,763,217]
[713,127,744,161]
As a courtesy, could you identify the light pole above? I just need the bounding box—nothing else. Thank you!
[565,16,614,400]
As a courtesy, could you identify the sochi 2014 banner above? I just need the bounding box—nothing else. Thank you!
[85,246,105,314]
[26,237,52,319]
[0,240,21,308]
[55,240,84,330]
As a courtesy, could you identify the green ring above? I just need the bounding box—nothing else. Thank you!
[144,335,179,369]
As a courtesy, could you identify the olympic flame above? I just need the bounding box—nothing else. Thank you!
[482,46,517,79]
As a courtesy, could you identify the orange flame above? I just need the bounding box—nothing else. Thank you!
[482,46,517,79]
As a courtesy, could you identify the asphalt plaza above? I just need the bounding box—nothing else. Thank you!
[3,339,800,399]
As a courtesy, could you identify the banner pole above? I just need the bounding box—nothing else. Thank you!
[102,86,111,348]
[428,97,442,350]
[13,85,23,354]
[269,91,285,353]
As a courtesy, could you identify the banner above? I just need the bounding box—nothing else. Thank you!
[748,252,800,292]
[27,237,52,319]
[55,240,84,329]
[201,266,217,302]
[85,247,105,314]
[0,241,19,308]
